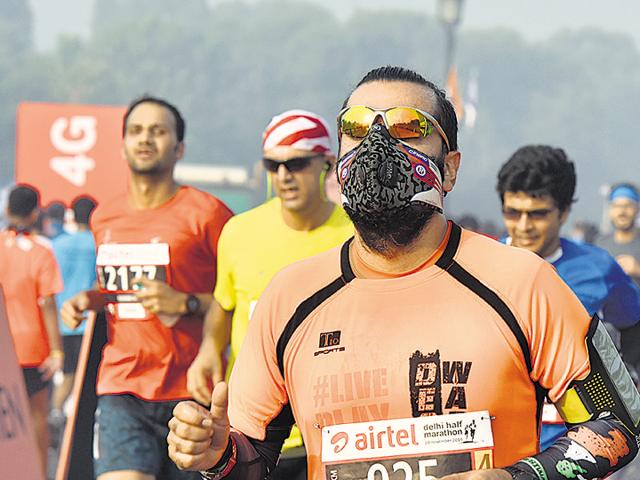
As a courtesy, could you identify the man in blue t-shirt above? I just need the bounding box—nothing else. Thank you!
[51,196,97,419]
[597,183,640,286]
[496,145,640,451]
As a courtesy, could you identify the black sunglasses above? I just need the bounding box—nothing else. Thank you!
[262,155,323,173]
[502,207,555,221]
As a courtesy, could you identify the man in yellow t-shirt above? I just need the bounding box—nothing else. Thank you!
[186,110,353,480]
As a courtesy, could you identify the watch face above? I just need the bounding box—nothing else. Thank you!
[187,295,200,314]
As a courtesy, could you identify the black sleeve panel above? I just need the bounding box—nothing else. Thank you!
[220,404,295,480]
[505,415,638,480]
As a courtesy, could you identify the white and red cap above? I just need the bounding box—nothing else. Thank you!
[262,109,333,155]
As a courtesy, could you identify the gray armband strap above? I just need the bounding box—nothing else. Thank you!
[556,315,640,436]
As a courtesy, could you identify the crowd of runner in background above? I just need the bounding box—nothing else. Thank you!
[1,97,639,480]
[2,175,639,475]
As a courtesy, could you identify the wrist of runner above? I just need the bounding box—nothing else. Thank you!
[200,435,236,479]
[503,458,548,479]
[199,336,226,358]
[49,349,65,359]
[83,289,107,312]
[175,291,189,315]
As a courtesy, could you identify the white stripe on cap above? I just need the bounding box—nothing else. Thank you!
[263,116,320,151]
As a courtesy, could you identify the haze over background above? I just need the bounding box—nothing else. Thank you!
[30,0,640,51]
[7,0,640,226]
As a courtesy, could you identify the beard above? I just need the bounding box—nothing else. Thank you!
[613,217,636,232]
[125,147,177,176]
[128,158,167,175]
[345,201,438,258]
[341,141,446,258]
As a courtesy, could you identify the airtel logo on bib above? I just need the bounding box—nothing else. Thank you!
[330,432,349,453]
[330,424,420,454]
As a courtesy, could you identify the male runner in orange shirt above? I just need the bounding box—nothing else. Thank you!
[61,96,232,480]
[0,184,64,474]
[167,67,640,480]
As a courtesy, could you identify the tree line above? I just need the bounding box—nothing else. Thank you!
[2,0,639,219]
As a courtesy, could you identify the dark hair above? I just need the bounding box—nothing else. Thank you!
[46,201,66,222]
[343,66,458,152]
[123,95,185,142]
[496,145,576,212]
[8,184,39,217]
[72,196,97,225]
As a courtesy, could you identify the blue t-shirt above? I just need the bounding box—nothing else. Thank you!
[52,230,96,335]
[549,238,640,328]
[503,237,640,450]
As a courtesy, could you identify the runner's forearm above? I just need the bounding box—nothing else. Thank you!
[41,295,62,352]
[201,300,232,353]
[194,292,212,315]
[504,415,637,479]
[86,285,108,311]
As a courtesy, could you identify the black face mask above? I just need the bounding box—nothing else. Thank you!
[337,124,444,216]
[336,125,445,254]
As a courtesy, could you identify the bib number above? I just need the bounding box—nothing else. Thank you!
[96,243,170,320]
[98,265,166,292]
[322,411,494,480]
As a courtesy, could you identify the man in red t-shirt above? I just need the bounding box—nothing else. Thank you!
[0,184,64,475]
[61,96,232,480]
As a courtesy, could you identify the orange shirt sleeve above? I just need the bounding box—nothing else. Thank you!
[228,277,289,441]
[34,246,64,299]
[526,261,591,402]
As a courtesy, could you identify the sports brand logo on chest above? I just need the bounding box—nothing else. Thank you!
[409,350,473,416]
[314,330,345,356]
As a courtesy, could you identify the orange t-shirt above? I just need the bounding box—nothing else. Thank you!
[0,230,63,367]
[228,223,592,479]
[91,186,233,401]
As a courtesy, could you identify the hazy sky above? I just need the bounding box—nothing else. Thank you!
[30,0,640,51]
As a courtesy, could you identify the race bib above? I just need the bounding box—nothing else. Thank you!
[96,243,170,320]
[322,411,494,479]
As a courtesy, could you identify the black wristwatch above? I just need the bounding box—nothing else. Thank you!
[185,294,201,315]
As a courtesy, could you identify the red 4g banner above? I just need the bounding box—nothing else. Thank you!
[16,102,128,207]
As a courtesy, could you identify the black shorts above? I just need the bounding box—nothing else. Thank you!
[94,394,200,479]
[62,335,83,374]
[22,367,49,397]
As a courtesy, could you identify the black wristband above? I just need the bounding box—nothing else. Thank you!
[200,437,234,479]
[503,459,547,480]
[503,465,535,479]
[186,294,201,315]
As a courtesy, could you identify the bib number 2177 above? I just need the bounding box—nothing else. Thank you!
[99,265,165,292]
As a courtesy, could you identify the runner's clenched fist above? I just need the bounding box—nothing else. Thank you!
[168,382,231,471]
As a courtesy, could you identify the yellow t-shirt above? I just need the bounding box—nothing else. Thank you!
[214,197,353,448]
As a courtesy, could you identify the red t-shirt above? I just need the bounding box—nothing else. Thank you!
[91,186,233,401]
[0,231,63,367]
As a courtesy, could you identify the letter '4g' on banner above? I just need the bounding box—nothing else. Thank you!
[16,102,128,207]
